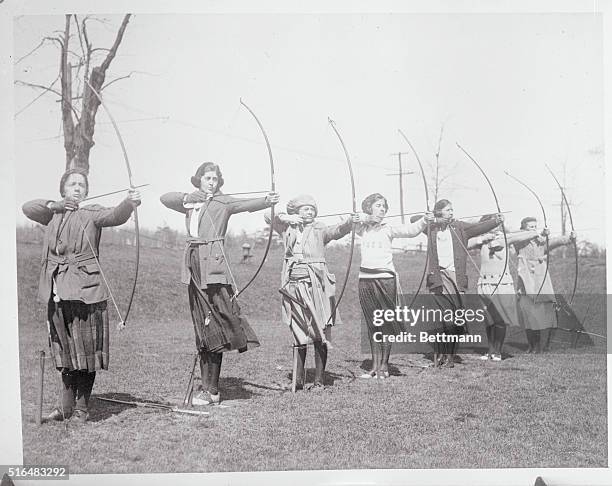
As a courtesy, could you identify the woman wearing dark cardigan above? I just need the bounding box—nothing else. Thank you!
[421,199,503,367]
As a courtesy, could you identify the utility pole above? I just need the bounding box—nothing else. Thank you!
[387,152,414,223]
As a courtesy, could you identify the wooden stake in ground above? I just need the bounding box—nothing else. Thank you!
[183,352,199,406]
[35,350,45,426]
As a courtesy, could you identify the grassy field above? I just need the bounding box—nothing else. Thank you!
[16,238,607,472]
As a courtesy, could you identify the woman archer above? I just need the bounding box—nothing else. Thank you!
[419,199,503,367]
[356,193,432,379]
[512,217,577,353]
[266,194,355,391]
[161,162,279,406]
[22,168,141,423]
[468,215,538,360]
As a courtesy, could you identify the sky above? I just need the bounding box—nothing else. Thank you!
[12,11,605,245]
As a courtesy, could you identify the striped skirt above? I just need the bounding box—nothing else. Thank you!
[358,277,399,338]
[47,299,109,372]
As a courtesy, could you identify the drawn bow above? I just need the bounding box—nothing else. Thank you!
[233,99,276,300]
[545,164,578,306]
[326,118,357,326]
[456,144,509,296]
[397,130,430,308]
[505,171,549,301]
[86,80,140,329]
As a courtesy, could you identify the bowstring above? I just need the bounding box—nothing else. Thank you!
[73,211,124,323]
[199,200,241,295]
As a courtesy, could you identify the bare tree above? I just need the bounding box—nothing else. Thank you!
[15,14,132,172]
[426,123,458,205]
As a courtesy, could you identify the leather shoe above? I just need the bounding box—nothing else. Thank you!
[71,409,89,424]
[44,407,71,423]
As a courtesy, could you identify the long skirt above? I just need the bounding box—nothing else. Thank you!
[188,248,259,353]
[189,282,260,353]
[358,277,398,340]
[516,277,557,331]
[47,299,109,372]
[282,276,332,346]
[477,275,520,327]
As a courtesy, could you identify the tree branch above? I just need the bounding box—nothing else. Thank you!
[101,70,148,90]
[73,15,87,60]
[15,39,49,65]
[100,14,131,72]
[43,36,64,48]
[435,123,444,160]
[14,74,61,118]
[82,16,92,84]
[15,79,63,97]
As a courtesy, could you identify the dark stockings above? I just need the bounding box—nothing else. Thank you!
[199,351,223,395]
[314,342,328,385]
[293,345,307,389]
[59,370,96,415]
[525,329,551,354]
[487,325,507,355]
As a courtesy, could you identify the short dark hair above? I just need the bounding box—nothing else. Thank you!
[520,217,537,230]
[433,199,452,215]
[191,162,225,190]
[59,168,89,198]
[361,193,388,214]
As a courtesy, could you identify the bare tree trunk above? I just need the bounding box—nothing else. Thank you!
[60,15,76,169]
[58,14,131,172]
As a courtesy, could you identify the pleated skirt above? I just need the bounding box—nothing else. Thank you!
[188,247,259,353]
[282,277,332,346]
[47,299,109,372]
[358,277,398,338]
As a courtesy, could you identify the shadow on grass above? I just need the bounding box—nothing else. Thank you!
[277,368,356,387]
[355,359,407,377]
[90,392,159,422]
[218,376,261,401]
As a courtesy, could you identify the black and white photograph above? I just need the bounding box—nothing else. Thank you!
[1,1,610,485]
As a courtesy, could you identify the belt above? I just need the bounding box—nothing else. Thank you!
[186,237,224,246]
[519,256,547,264]
[46,252,97,274]
[285,257,326,265]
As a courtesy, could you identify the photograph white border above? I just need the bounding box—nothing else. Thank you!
[1,1,610,485]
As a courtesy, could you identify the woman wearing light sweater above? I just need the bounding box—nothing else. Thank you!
[357,193,433,379]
